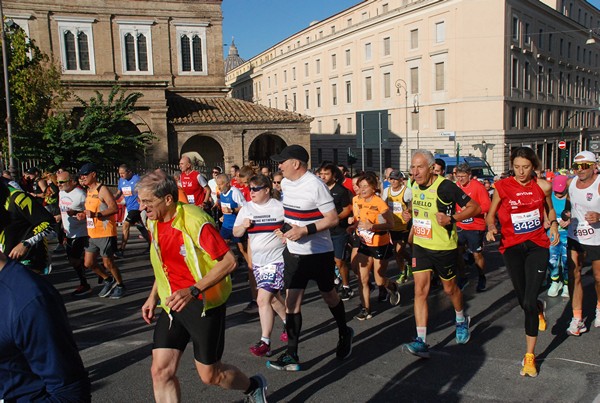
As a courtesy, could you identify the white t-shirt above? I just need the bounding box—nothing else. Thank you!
[568,175,600,245]
[59,187,88,238]
[234,198,286,266]
[208,178,219,203]
[281,171,335,255]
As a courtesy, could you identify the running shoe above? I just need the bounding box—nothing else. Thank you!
[520,353,538,377]
[476,274,487,292]
[457,276,469,291]
[402,337,430,358]
[336,326,354,360]
[566,317,588,336]
[537,300,547,331]
[250,341,272,357]
[377,286,389,302]
[547,280,562,297]
[455,315,471,344]
[397,269,408,284]
[98,277,117,298]
[109,285,125,299]
[266,352,301,371]
[340,286,354,301]
[561,284,569,298]
[71,284,91,297]
[280,328,288,342]
[114,249,124,259]
[355,307,372,321]
[387,282,401,306]
[244,374,268,403]
[243,300,259,314]
[594,308,600,328]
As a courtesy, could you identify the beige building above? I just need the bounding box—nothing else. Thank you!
[226,0,600,174]
[6,0,310,170]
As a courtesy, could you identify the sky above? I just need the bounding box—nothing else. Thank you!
[223,0,600,61]
[222,0,359,60]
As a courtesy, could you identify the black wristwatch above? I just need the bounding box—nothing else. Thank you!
[21,240,31,248]
[189,286,201,299]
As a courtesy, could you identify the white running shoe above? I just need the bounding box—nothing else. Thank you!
[547,281,562,297]
[594,308,600,328]
[567,317,587,336]
[561,284,570,298]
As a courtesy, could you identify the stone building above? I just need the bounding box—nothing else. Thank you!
[226,0,600,174]
[6,0,311,170]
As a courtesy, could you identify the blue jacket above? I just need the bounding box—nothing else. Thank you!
[0,259,91,402]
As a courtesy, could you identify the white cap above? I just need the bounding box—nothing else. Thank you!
[573,150,597,163]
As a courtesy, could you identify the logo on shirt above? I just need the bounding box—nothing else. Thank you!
[414,208,420,217]
[179,245,187,257]
[420,193,425,200]
[587,192,593,201]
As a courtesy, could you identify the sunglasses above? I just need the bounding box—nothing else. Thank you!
[212,171,220,174]
[572,162,595,171]
[57,180,69,184]
[250,186,267,192]
[273,181,281,184]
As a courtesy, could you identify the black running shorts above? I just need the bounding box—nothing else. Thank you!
[283,249,336,292]
[412,243,458,281]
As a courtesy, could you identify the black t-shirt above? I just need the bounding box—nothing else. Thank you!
[329,182,352,236]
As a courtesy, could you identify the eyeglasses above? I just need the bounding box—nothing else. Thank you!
[572,162,595,171]
[57,180,69,184]
[273,181,281,184]
[250,186,267,192]
[212,171,220,174]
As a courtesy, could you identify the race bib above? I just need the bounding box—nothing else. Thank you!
[86,216,95,229]
[511,209,541,234]
[221,202,231,209]
[122,186,133,197]
[461,217,474,224]
[572,222,595,241]
[413,218,432,239]
[254,262,284,289]
[392,201,404,214]
[357,228,375,244]
[186,194,195,204]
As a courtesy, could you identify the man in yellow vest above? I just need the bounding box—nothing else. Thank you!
[138,169,267,402]
[402,150,481,358]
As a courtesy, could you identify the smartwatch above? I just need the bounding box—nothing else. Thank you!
[189,286,201,299]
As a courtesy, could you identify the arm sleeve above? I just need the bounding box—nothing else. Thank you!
[403,187,413,203]
[439,180,471,208]
[234,206,249,227]
[316,182,335,214]
[13,192,56,245]
[381,187,389,201]
[197,174,208,187]
[15,295,91,402]
[198,224,230,260]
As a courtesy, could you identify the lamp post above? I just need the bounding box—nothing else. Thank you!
[561,107,600,168]
[412,95,420,149]
[395,79,408,171]
[0,0,15,180]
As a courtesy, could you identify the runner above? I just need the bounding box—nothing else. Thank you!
[76,163,126,299]
[115,164,150,257]
[402,150,480,359]
[547,174,569,298]
[138,170,267,402]
[57,171,91,296]
[566,150,600,335]
[381,170,412,284]
[486,147,559,377]
[319,163,354,301]
[349,172,400,320]
[233,174,288,357]
[266,145,353,371]
[454,163,491,292]
[179,155,212,210]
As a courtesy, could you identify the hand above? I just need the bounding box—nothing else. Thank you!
[8,242,29,260]
[559,219,570,229]
[436,212,451,226]
[549,226,560,246]
[141,295,158,324]
[283,223,307,242]
[584,211,600,223]
[357,220,373,231]
[243,218,253,229]
[76,212,86,221]
[401,210,412,222]
[486,225,497,242]
[165,288,193,312]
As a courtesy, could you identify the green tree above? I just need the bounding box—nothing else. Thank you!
[1,23,68,159]
[41,86,155,168]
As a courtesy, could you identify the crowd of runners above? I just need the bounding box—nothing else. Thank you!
[1,143,600,401]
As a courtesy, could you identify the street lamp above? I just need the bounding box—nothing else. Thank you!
[412,95,419,149]
[395,79,408,171]
[0,0,15,180]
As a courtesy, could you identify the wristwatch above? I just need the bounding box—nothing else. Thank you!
[21,240,31,248]
[189,286,201,299]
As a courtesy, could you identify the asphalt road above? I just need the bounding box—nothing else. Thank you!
[46,231,600,402]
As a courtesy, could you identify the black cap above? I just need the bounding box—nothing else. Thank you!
[389,170,405,180]
[78,163,97,176]
[25,166,39,175]
[270,145,309,163]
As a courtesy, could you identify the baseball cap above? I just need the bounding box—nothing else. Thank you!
[78,163,97,176]
[271,145,309,163]
[552,175,568,193]
[25,166,39,175]
[573,150,597,163]
[389,170,405,180]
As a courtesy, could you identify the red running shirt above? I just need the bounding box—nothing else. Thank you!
[494,176,550,253]
[180,171,206,206]
[456,179,491,231]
